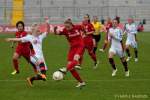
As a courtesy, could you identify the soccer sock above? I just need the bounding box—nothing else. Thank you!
[30,74,44,82]
[29,61,38,74]
[13,59,19,72]
[121,60,128,71]
[109,58,116,70]
[93,47,97,54]
[134,48,138,58]
[70,69,82,83]
[79,57,83,65]
[89,51,97,62]
[67,60,78,71]
[126,49,131,57]
[103,43,107,50]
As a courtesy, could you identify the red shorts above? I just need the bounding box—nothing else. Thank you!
[83,36,95,50]
[15,46,30,59]
[67,45,84,62]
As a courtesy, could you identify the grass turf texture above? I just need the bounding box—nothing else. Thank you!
[0,32,150,100]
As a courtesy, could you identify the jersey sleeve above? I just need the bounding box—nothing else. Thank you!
[39,32,47,40]
[21,35,31,43]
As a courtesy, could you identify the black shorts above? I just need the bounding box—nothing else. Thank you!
[93,34,101,43]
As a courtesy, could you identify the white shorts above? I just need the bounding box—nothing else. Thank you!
[126,40,137,48]
[30,55,48,71]
[109,48,125,58]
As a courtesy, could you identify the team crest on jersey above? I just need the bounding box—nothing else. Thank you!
[33,39,38,44]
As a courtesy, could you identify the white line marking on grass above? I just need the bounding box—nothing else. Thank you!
[0,79,150,82]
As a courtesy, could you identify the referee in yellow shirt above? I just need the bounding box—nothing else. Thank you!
[92,16,104,54]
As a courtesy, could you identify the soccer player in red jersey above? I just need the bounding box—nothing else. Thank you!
[11,21,37,75]
[99,17,112,52]
[80,14,99,69]
[54,20,85,88]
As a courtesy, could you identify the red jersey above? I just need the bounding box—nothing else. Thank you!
[81,22,95,37]
[59,25,84,47]
[105,22,112,32]
[15,31,30,49]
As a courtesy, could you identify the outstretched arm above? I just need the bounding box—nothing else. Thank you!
[6,38,22,42]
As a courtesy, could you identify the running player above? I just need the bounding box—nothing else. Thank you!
[54,20,85,88]
[6,20,50,87]
[99,17,112,52]
[81,14,99,69]
[108,19,129,77]
[92,16,105,54]
[124,18,138,62]
[11,21,37,75]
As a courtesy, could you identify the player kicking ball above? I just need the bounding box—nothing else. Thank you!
[54,20,85,88]
[124,18,138,62]
[6,19,50,87]
[108,19,129,77]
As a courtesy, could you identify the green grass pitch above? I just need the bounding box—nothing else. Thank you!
[0,32,150,100]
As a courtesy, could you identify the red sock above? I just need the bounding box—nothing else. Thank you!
[70,69,82,83]
[13,59,19,72]
[89,51,97,62]
[67,60,78,71]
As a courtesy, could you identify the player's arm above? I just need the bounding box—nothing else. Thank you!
[109,30,122,41]
[6,38,22,42]
[45,17,50,34]
[6,35,30,43]
[53,26,65,35]
[10,32,18,48]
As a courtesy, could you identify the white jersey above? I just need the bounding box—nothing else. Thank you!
[109,27,123,50]
[21,32,48,70]
[21,32,47,57]
[125,23,138,48]
[125,23,137,42]
[108,27,124,57]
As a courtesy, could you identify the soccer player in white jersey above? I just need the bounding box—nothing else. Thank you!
[108,19,129,77]
[124,18,138,62]
[6,19,50,87]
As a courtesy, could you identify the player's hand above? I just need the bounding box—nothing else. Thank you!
[109,32,113,37]
[10,44,14,48]
[45,17,49,24]
[5,38,11,42]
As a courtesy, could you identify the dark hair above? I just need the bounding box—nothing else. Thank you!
[85,14,91,23]
[113,18,118,23]
[115,16,120,24]
[16,21,25,29]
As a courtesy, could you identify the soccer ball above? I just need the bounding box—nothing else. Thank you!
[52,71,64,81]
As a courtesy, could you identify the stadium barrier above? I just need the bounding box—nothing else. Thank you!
[0,24,64,33]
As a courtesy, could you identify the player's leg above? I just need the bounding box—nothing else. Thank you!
[11,52,20,75]
[133,42,138,62]
[86,42,99,69]
[108,49,117,76]
[125,44,131,61]
[134,48,138,62]
[120,57,129,77]
[93,34,101,54]
[100,33,108,52]
[23,56,38,74]
[27,57,47,86]
[66,50,85,87]
[68,61,85,88]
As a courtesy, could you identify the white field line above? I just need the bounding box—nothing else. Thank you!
[0,79,150,82]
